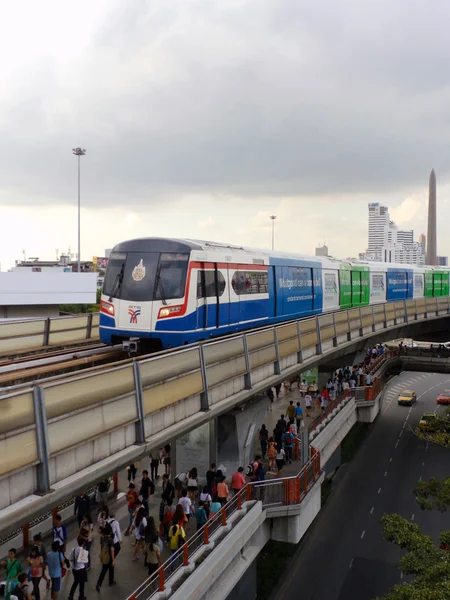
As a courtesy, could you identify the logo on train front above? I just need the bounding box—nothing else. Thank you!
[128,307,141,324]
[132,259,146,282]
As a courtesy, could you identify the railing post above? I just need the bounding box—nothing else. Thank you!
[346,309,351,341]
[23,523,30,549]
[246,484,252,502]
[204,523,209,544]
[383,303,387,328]
[199,345,210,411]
[315,318,322,354]
[295,476,301,503]
[359,307,363,337]
[237,491,242,510]
[283,479,289,505]
[243,334,252,390]
[404,300,408,323]
[303,468,308,493]
[294,437,300,461]
[221,506,227,526]
[132,361,146,444]
[86,312,93,339]
[371,304,376,332]
[296,320,303,363]
[183,544,189,566]
[32,385,51,495]
[273,328,281,375]
[43,318,50,347]
[158,567,165,592]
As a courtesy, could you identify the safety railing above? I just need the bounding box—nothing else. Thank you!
[0,313,99,355]
[127,452,321,600]
[0,297,448,509]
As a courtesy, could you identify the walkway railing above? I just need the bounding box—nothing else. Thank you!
[127,452,321,600]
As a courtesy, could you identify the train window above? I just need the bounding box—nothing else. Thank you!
[232,271,268,295]
[154,253,189,301]
[197,270,226,298]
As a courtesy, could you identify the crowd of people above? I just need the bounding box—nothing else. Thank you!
[1,344,389,600]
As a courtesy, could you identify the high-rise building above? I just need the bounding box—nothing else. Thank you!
[361,203,425,265]
[315,244,329,257]
[427,169,437,265]
[437,256,448,266]
[368,203,390,253]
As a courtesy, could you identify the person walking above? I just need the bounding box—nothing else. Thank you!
[32,534,51,590]
[178,489,193,521]
[139,470,155,515]
[259,425,269,458]
[149,452,161,481]
[105,510,122,558]
[161,444,171,476]
[194,501,208,531]
[1,548,22,600]
[13,573,33,600]
[125,482,139,535]
[145,538,162,577]
[131,507,148,562]
[96,523,116,591]
[205,463,216,495]
[95,478,110,507]
[286,401,295,425]
[52,515,67,553]
[267,387,275,410]
[27,547,44,600]
[275,445,286,477]
[46,541,65,600]
[217,477,229,506]
[282,428,294,464]
[268,438,277,473]
[68,537,88,600]
[187,467,199,501]
[295,402,304,431]
[127,463,138,482]
[74,492,90,528]
[78,514,94,569]
[231,467,246,495]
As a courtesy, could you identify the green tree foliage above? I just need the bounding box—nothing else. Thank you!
[59,289,101,315]
[377,480,450,600]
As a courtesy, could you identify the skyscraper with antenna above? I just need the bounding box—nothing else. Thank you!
[426,169,437,265]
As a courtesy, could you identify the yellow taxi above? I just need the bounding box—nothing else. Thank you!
[398,390,417,406]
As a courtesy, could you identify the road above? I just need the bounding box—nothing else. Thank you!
[273,371,450,600]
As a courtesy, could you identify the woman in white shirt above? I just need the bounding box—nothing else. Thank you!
[131,507,147,561]
[199,486,212,516]
[275,446,286,477]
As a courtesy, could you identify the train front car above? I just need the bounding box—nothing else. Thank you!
[99,238,202,351]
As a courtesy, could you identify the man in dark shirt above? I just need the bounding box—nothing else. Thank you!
[205,463,216,495]
[161,474,174,502]
[74,492,91,526]
[276,415,287,434]
[139,470,155,514]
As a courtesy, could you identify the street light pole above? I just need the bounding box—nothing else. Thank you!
[72,147,86,273]
[270,215,277,250]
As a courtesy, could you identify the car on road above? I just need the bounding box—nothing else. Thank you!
[436,390,450,405]
[419,413,436,431]
[398,390,417,406]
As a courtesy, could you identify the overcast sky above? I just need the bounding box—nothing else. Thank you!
[1,0,450,269]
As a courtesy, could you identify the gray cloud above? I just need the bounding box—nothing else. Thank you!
[1,0,450,208]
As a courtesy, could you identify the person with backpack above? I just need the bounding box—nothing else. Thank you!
[169,523,186,555]
[125,482,139,535]
[46,541,65,600]
[286,401,295,425]
[1,548,22,600]
[12,572,33,600]
[162,498,176,539]
[105,509,122,558]
[52,515,67,553]
[282,429,294,464]
[246,456,260,482]
[131,507,147,561]
[68,537,88,600]
[95,523,115,591]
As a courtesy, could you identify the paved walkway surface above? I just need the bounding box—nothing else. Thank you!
[10,385,322,600]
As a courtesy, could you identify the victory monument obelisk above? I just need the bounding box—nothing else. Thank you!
[426,169,437,265]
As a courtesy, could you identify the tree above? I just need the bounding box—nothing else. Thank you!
[377,478,450,600]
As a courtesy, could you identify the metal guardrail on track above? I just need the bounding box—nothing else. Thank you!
[0,313,99,356]
[0,298,448,505]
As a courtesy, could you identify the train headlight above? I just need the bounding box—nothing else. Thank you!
[158,305,183,318]
[100,300,115,316]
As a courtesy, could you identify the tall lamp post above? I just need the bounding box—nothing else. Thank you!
[72,147,86,273]
[270,215,277,250]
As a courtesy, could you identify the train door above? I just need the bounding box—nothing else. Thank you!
[228,264,240,325]
[351,269,362,306]
[196,263,225,330]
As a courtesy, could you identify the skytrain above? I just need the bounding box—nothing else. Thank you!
[99,237,450,350]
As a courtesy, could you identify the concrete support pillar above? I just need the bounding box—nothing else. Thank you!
[209,419,217,467]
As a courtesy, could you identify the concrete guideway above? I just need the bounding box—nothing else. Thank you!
[274,370,450,600]
[1,299,449,537]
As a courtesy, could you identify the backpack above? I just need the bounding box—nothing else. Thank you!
[138,521,146,537]
[246,463,254,477]
[99,541,111,565]
[13,588,25,600]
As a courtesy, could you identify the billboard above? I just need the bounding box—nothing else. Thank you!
[93,257,109,271]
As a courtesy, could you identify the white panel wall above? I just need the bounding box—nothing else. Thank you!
[0,273,97,305]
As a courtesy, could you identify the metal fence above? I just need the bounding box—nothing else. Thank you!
[0,313,99,355]
[127,452,321,600]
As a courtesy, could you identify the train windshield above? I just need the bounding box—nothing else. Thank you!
[103,251,189,302]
